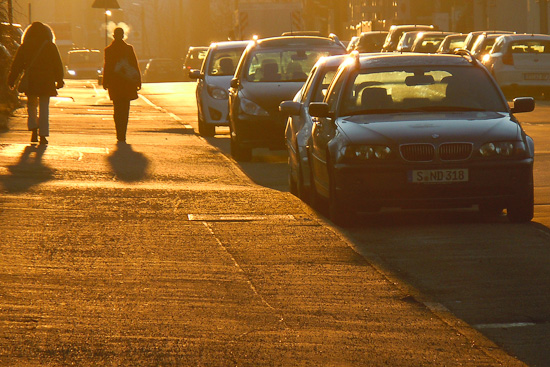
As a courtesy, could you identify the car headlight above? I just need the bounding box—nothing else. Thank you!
[239,97,269,116]
[479,141,526,158]
[207,84,228,100]
[67,70,76,76]
[342,145,392,161]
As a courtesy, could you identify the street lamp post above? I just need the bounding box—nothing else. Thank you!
[92,0,121,47]
[105,10,112,47]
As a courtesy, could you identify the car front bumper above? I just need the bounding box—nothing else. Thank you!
[332,159,533,210]
[233,114,287,149]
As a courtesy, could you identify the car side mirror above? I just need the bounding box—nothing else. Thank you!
[188,69,203,80]
[230,78,240,89]
[309,102,331,118]
[279,101,302,116]
[511,97,535,114]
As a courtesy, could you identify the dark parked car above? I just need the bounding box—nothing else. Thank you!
[410,31,457,53]
[280,54,348,199]
[183,46,208,80]
[355,31,388,53]
[228,35,345,161]
[463,30,515,51]
[382,24,435,52]
[308,52,535,225]
[437,34,467,54]
[143,58,185,82]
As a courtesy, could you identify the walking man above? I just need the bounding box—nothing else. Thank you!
[102,27,141,143]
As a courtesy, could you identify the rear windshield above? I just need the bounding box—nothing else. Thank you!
[185,49,208,69]
[246,49,338,82]
[340,65,507,116]
[207,47,246,76]
[509,40,550,53]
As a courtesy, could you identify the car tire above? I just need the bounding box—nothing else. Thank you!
[328,167,355,227]
[507,184,534,223]
[198,115,215,137]
[230,134,252,162]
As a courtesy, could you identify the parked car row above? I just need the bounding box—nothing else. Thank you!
[347,26,550,100]
[188,31,539,225]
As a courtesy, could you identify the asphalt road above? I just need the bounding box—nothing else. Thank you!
[141,81,550,367]
[0,79,546,366]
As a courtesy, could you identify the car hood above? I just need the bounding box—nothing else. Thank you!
[339,111,522,145]
[241,81,303,114]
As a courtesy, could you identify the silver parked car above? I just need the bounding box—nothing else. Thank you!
[190,41,250,136]
[482,34,550,99]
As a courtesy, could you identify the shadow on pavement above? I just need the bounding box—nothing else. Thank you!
[107,142,150,182]
[0,144,53,192]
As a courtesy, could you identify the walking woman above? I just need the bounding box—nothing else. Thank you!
[7,22,64,145]
[102,27,141,143]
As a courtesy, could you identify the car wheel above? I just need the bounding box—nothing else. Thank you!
[230,134,252,162]
[507,184,534,223]
[198,115,215,137]
[328,167,355,227]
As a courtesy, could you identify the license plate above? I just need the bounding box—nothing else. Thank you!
[409,168,468,183]
[524,73,550,81]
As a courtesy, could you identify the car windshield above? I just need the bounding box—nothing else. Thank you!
[208,47,246,76]
[246,49,334,82]
[340,65,508,116]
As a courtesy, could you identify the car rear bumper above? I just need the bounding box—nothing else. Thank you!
[332,159,533,210]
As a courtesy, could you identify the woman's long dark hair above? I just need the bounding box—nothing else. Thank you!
[21,22,55,49]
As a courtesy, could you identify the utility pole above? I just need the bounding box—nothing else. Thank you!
[7,0,13,24]
[540,0,548,34]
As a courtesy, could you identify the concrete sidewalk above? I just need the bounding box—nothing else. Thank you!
[0,83,525,366]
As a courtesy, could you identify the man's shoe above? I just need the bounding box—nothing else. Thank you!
[39,136,48,145]
[30,129,38,143]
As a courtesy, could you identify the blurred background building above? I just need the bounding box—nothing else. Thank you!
[4,0,549,62]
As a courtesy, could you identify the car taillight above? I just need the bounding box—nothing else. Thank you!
[502,52,514,66]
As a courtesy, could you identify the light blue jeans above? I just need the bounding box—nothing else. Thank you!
[27,95,50,137]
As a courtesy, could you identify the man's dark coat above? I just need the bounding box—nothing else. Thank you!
[103,39,141,101]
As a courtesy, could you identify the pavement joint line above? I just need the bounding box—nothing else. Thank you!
[201,221,285,324]
[188,214,295,221]
[138,94,194,131]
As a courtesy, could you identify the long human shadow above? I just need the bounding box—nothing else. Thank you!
[1,144,53,192]
[107,142,150,182]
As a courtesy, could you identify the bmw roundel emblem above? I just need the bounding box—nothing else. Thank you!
[432,134,440,139]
